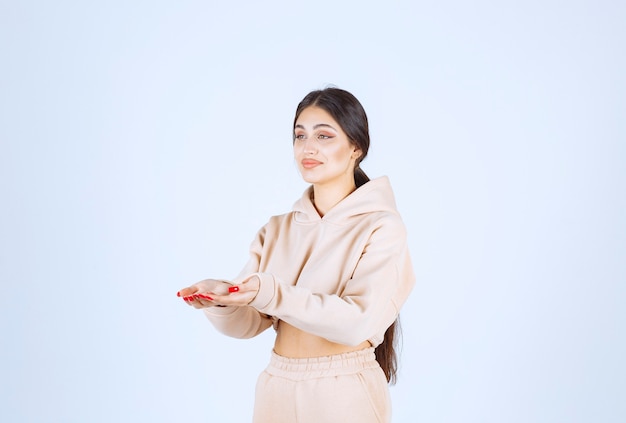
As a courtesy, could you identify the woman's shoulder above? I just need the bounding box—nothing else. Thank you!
[260,210,298,230]
[370,210,407,233]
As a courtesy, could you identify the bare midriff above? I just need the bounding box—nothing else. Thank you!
[274,320,371,358]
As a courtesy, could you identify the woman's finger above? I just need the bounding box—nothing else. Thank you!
[183,295,197,306]
[180,291,209,307]
[177,286,198,298]
[228,275,260,294]
[210,289,257,307]
[192,293,215,308]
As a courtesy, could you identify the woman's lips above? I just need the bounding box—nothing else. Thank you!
[301,159,322,169]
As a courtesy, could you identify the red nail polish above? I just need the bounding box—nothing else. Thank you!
[228,286,239,293]
[177,291,181,297]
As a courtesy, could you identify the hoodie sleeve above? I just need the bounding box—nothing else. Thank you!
[203,226,274,339]
[247,214,415,347]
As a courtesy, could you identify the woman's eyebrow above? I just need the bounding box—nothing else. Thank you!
[313,123,337,131]
[294,123,337,130]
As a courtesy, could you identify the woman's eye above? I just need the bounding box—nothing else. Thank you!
[317,134,332,140]
[294,134,306,140]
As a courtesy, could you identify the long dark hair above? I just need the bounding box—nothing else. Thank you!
[293,87,401,384]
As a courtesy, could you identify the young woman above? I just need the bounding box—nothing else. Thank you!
[178,87,415,422]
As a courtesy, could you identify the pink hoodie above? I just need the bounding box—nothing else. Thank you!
[204,176,415,347]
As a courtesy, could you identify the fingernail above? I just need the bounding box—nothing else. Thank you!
[228,286,239,293]
[177,291,181,297]
[184,296,192,301]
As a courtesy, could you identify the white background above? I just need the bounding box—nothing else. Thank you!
[1,1,624,422]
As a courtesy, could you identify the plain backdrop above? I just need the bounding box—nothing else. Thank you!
[1,1,624,422]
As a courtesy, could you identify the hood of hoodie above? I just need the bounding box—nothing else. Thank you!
[292,176,399,224]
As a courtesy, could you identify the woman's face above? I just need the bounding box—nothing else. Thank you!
[293,106,361,187]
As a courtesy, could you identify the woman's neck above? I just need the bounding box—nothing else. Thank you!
[311,177,356,217]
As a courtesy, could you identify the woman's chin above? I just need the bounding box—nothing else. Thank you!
[301,177,317,184]
[298,170,320,184]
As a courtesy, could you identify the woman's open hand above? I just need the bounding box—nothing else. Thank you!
[177,278,231,309]
[177,276,260,309]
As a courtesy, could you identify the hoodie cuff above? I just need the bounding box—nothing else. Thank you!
[249,272,276,311]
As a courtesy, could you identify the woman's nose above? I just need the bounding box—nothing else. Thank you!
[303,138,317,154]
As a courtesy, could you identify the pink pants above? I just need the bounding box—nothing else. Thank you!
[253,348,391,423]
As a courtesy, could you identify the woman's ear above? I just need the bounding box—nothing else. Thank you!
[352,147,362,160]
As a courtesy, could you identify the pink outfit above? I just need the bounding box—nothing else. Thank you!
[203,176,415,422]
[253,348,391,422]
[204,176,415,348]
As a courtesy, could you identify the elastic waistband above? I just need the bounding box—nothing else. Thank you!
[265,348,379,381]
